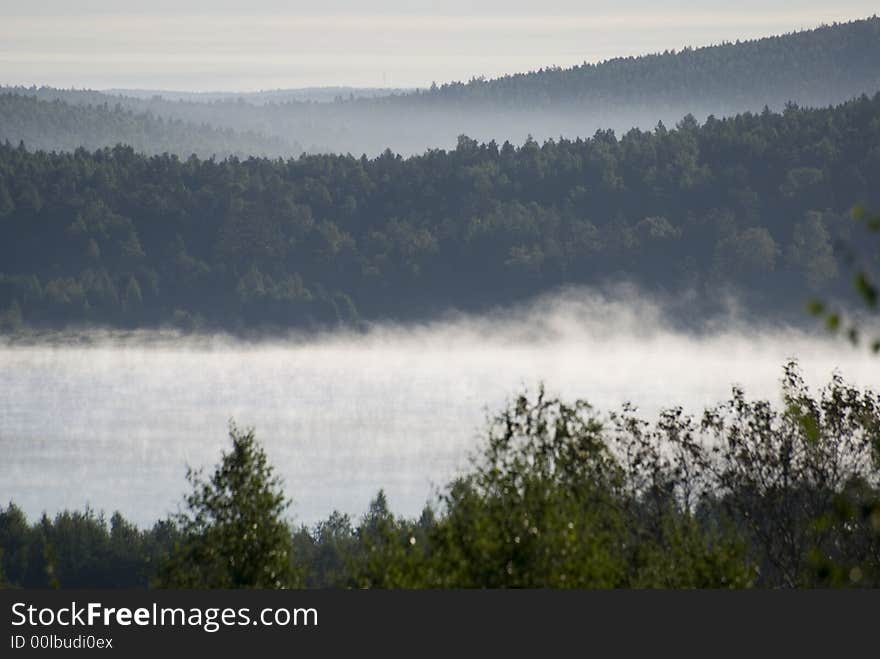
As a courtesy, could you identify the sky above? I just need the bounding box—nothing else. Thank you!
[0,2,877,91]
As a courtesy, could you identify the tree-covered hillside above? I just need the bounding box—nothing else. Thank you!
[6,17,879,155]
[1,94,879,333]
[0,93,301,160]
[423,16,880,110]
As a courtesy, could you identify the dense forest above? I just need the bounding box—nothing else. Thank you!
[0,94,301,160]
[1,93,879,333]
[2,363,879,589]
[5,17,879,155]
[421,16,880,110]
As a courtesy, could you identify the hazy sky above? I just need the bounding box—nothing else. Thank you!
[0,2,877,91]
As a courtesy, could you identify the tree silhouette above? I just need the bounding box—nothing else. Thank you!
[156,423,298,588]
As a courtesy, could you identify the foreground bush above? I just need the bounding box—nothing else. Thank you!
[336,361,880,588]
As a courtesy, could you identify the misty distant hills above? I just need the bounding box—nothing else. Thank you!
[2,16,879,156]
[0,93,302,160]
[418,15,880,110]
[102,87,415,104]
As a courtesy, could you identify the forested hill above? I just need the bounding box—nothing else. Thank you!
[419,16,880,109]
[6,17,880,156]
[0,93,301,160]
[103,87,416,104]
[1,94,879,334]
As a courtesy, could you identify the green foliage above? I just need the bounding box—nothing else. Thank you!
[701,363,880,586]
[156,424,298,588]
[340,365,879,588]
[422,393,631,588]
[0,502,174,588]
[346,491,434,588]
[291,511,359,588]
[3,93,880,332]
[343,389,753,588]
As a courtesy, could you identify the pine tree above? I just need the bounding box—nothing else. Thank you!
[156,424,297,588]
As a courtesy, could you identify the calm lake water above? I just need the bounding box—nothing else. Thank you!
[2,296,879,527]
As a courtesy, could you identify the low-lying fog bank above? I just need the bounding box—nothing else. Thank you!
[1,289,878,527]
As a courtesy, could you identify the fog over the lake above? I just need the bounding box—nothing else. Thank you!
[2,289,879,527]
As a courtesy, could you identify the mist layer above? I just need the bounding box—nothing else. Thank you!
[1,290,878,526]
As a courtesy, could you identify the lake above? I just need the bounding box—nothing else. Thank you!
[2,292,878,527]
